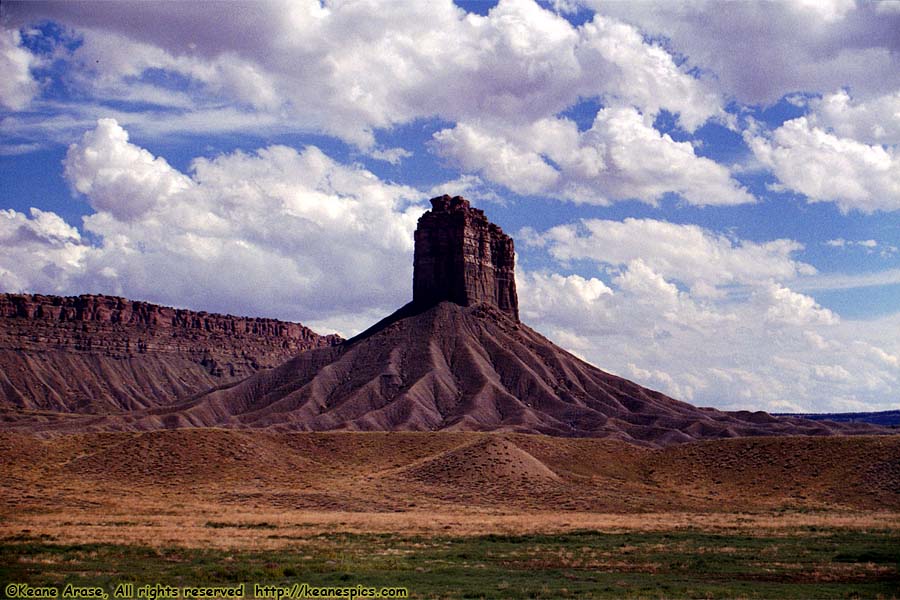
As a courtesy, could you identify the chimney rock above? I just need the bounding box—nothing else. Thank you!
[413,195,518,320]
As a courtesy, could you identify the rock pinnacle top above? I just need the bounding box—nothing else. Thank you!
[413,195,518,320]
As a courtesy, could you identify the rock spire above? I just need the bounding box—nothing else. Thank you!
[413,195,518,320]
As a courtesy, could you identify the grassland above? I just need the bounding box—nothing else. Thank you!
[3,527,899,599]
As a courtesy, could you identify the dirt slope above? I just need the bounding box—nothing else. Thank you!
[2,430,897,514]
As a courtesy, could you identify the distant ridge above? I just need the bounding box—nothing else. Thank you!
[5,196,892,446]
[0,293,341,414]
[775,410,900,427]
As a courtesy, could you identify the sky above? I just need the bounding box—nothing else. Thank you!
[1,0,899,414]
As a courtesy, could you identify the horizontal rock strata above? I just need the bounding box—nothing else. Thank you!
[0,293,340,413]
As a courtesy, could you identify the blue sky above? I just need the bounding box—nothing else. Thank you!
[1,0,898,413]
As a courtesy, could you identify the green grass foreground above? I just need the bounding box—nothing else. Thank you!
[2,529,899,599]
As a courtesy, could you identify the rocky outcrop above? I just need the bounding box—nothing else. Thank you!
[413,195,518,320]
[0,293,340,413]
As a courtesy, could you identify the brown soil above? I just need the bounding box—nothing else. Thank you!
[2,429,898,549]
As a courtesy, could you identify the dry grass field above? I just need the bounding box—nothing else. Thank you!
[1,430,899,598]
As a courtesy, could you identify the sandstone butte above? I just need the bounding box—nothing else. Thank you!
[0,195,892,446]
[413,194,518,320]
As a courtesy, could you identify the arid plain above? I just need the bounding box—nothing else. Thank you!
[3,429,899,598]
[3,429,900,542]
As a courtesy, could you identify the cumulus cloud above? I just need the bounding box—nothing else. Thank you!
[433,107,753,205]
[517,269,613,330]
[810,90,900,145]
[761,283,837,327]
[63,119,193,221]
[0,208,86,293]
[571,13,722,131]
[596,0,900,105]
[743,89,900,212]
[1,119,425,334]
[71,28,283,112]
[518,219,898,412]
[432,121,562,197]
[747,116,900,212]
[3,0,723,146]
[0,27,39,110]
[524,217,813,291]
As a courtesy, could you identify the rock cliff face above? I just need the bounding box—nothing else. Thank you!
[413,195,518,320]
[0,293,340,413]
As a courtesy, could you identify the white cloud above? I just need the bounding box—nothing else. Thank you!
[794,269,900,292]
[876,0,900,14]
[811,364,852,383]
[573,14,722,131]
[428,174,503,205]
[2,1,746,221]
[518,218,899,412]
[0,27,39,110]
[4,0,724,147]
[2,119,426,333]
[761,283,838,326]
[824,238,888,253]
[0,142,42,156]
[432,121,563,196]
[747,116,900,212]
[595,0,900,105]
[1,2,897,415]
[63,118,193,221]
[793,0,856,22]
[368,146,413,165]
[748,89,900,213]
[0,208,87,293]
[811,90,900,145]
[433,107,753,205]
[72,28,283,112]
[526,217,813,290]
[518,269,613,330]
